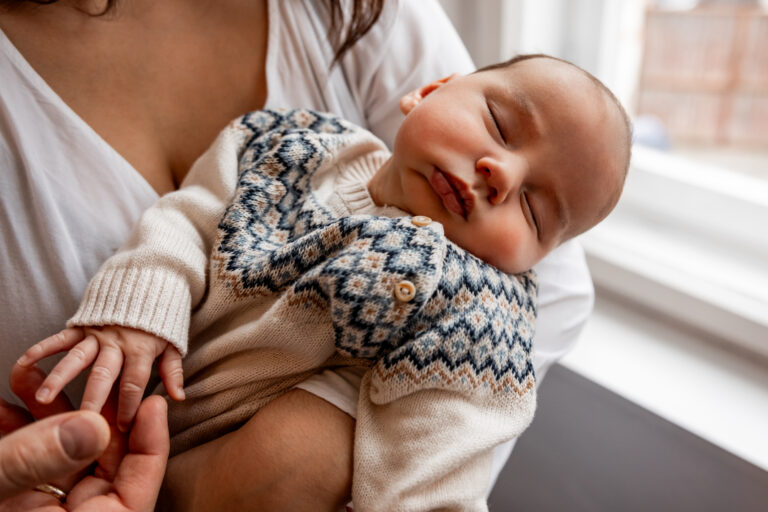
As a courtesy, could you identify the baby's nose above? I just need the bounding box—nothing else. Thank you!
[476,156,518,205]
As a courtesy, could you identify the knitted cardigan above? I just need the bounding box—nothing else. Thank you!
[69,109,538,512]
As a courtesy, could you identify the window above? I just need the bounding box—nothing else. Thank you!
[440,0,768,358]
[636,4,768,172]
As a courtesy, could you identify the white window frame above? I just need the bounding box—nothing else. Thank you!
[440,0,768,359]
[582,146,768,358]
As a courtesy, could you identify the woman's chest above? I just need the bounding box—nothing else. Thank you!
[0,0,269,195]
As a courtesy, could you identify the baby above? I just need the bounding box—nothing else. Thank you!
[19,54,630,510]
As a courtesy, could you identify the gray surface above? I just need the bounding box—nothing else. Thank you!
[489,364,768,511]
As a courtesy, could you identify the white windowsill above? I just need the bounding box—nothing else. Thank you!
[564,145,768,471]
[582,145,768,359]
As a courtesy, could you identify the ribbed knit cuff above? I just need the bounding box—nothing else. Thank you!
[67,267,191,356]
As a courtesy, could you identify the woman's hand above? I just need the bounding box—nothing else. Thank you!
[0,364,169,511]
[17,326,184,431]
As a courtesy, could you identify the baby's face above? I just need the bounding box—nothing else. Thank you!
[376,58,627,274]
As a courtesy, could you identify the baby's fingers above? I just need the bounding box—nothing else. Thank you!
[34,335,99,404]
[159,345,185,401]
[9,364,75,420]
[81,345,124,413]
[17,328,85,367]
[116,350,156,432]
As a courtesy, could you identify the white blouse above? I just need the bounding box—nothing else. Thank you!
[0,1,593,489]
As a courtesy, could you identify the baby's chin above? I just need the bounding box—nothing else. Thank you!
[489,258,536,276]
[442,232,534,275]
[473,244,542,275]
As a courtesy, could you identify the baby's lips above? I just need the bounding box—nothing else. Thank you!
[431,167,476,218]
[430,169,465,217]
[457,187,475,216]
[430,168,453,195]
[443,171,476,213]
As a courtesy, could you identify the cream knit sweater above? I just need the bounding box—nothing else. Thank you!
[69,110,537,511]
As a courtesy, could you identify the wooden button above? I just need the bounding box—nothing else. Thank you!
[394,280,416,302]
[411,215,432,227]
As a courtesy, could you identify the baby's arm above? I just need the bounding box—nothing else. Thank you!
[354,375,536,511]
[17,121,250,428]
[306,214,538,510]
[353,267,538,510]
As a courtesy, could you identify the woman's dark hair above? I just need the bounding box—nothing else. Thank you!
[0,0,385,63]
[324,0,384,64]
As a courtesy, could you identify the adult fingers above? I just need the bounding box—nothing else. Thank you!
[34,335,99,405]
[158,345,185,401]
[9,364,74,420]
[0,411,109,501]
[0,489,64,511]
[63,474,112,510]
[67,397,169,510]
[5,367,85,496]
[80,346,124,413]
[15,328,85,368]
[112,396,169,512]
[116,349,155,432]
[90,385,128,482]
[0,397,33,435]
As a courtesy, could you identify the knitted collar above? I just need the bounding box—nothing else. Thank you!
[334,148,407,219]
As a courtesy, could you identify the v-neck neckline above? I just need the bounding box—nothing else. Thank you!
[0,25,159,199]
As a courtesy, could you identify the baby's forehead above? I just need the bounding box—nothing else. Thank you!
[494,58,611,111]
[491,61,625,150]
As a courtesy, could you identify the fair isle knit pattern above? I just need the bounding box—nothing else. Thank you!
[214,109,537,403]
[70,108,539,510]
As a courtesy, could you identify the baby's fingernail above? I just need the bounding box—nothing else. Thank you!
[36,387,51,403]
[16,355,29,366]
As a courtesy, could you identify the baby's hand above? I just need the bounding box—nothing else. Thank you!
[17,326,184,431]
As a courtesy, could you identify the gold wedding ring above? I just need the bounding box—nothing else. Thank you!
[34,483,67,502]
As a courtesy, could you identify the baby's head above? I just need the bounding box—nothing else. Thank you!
[369,54,631,274]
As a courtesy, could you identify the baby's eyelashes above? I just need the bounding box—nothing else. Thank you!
[522,192,539,236]
[487,101,507,144]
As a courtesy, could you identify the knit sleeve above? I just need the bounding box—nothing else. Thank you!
[286,215,447,361]
[352,246,538,511]
[67,121,249,355]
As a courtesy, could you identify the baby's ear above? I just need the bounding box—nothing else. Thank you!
[399,74,460,115]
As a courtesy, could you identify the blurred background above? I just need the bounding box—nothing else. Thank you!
[438,1,768,510]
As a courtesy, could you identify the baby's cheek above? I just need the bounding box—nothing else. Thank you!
[487,230,536,274]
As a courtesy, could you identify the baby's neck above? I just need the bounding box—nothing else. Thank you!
[366,157,408,212]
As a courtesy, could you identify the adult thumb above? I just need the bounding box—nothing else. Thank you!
[0,410,110,501]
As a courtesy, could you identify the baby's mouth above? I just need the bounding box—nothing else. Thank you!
[429,168,474,218]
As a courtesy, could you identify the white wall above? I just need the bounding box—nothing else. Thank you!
[438,0,647,109]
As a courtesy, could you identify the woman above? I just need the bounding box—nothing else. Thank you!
[0,0,594,509]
